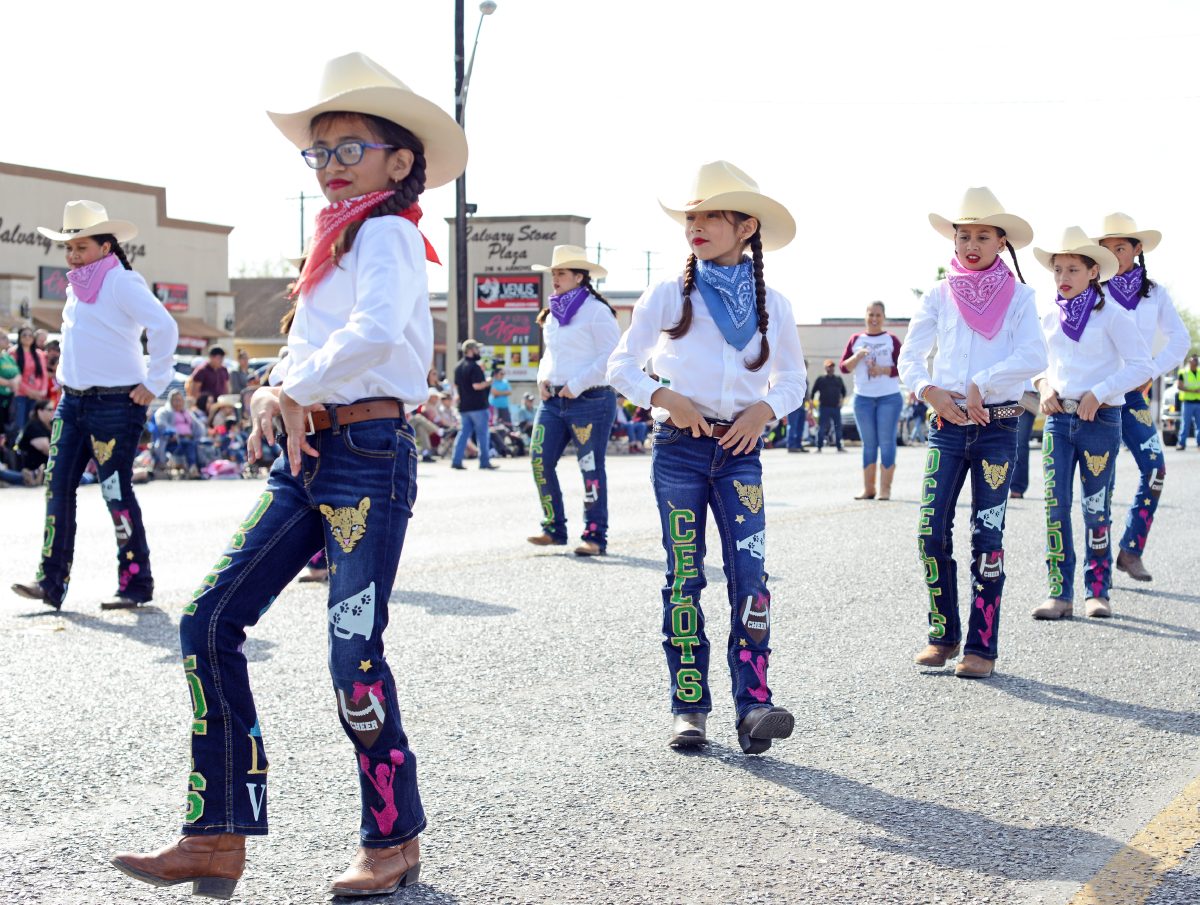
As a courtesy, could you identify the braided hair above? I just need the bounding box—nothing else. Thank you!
[535,270,616,326]
[281,112,427,335]
[992,227,1026,283]
[89,233,133,270]
[664,212,769,371]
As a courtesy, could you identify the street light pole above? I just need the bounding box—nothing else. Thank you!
[454,0,496,350]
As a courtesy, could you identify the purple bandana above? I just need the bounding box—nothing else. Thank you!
[1107,265,1143,311]
[1056,284,1100,343]
[66,253,120,304]
[549,286,589,326]
[946,255,1016,340]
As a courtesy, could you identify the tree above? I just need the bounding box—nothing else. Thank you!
[1177,306,1200,357]
[911,267,948,300]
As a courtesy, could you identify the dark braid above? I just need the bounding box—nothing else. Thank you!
[1091,278,1106,310]
[1007,246,1026,284]
[743,231,770,372]
[1136,247,1155,298]
[91,233,133,270]
[665,254,697,339]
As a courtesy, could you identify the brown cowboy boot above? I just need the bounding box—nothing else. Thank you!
[914,643,959,667]
[1032,598,1073,620]
[855,464,877,500]
[110,833,245,900]
[878,465,896,500]
[1116,549,1152,582]
[329,837,421,896]
[955,654,995,679]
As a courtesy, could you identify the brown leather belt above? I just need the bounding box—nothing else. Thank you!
[306,399,403,434]
[666,418,734,438]
[1059,399,1118,414]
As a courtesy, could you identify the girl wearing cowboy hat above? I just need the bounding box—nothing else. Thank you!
[1029,228,1153,621]
[10,201,178,612]
[607,161,807,754]
[897,187,1048,679]
[526,244,621,556]
[112,52,465,899]
[1091,214,1189,583]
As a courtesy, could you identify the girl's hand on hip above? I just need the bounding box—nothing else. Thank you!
[557,385,577,400]
[925,387,969,426]
[538,380,553,402]
[128,384,155,406]
[651,387,711,438]
[965,382,988,424]
[247,386,282,463]
[720,401,773,455]
[1077,391,1100,421]
[278,391,320,475]
[1039,383,1064,416]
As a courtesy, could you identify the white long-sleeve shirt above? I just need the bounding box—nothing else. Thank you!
[1038,301,1154,405]
[1118,282,1190,380]
[536,298,622,395]
[606,277,807,422]
[898,280,1047,405]
[58,266,179,395]
[273,217,433,407]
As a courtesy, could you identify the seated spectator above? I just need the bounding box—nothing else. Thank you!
[410,390,446,462]
[154,390,206,478]
[514,392,537,435]
[616,396,649,453]
[16,400,54,473]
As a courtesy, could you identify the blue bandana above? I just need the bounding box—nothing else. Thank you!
[693,257,758,351]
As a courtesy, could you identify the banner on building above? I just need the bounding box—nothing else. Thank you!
[153,282,189,312]
[484,344,540,381]
[475,311,537,347]
[39,266,69,302]
[474,273,541,311]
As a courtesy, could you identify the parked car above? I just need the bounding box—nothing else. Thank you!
[839,400,909,446]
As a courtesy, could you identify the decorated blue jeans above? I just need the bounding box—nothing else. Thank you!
[1042,410,1121,602]
[180,412,425,848]
[530,387,617,548]
[854,391,903,468]
[1112,389,1166,556]
[650,424,774,724]
[36,391,153,606]
[918,414,1019,660]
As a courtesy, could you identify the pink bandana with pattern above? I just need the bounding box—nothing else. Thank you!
[946,255,1016,340]
[66,253,120,304]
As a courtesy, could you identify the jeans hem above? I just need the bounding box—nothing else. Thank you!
[670,706,711,716]
[962,648,997,661]
[361,819,426,848]
[182,824,268,836]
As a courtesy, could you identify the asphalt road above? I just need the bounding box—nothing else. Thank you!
[1,442,1199,905]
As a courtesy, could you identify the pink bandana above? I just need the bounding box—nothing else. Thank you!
[66,253,120,304]
[946,255,1016,340]
[292,190,439,299]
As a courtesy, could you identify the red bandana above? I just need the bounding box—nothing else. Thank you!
[291,190,440,299]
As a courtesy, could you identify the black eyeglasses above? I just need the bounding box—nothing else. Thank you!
[300,140,397,170]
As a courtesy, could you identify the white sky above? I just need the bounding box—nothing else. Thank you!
[3,0,1198,323]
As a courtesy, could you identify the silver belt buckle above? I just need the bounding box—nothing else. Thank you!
[304,411,316,435]
[1060,399,1079,414]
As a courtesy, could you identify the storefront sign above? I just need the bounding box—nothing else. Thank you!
[39,266,69,302]
[484,344,540,381]
[468,224,559,272]
[154,282,189,311]
[0,216,147,261]
[178,336,207,350]
[476,311,537,346]
[474,273,541,311]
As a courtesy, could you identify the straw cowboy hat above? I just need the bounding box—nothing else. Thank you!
[1091,212,1161,253]
[1033,226,1120,283]
[928,187,1033,250]
[37,200,138,244]
[267,52,467,189]
[532,245,608,280]
[659,161,796,252]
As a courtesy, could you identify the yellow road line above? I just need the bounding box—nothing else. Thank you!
[1069,772,1200,905]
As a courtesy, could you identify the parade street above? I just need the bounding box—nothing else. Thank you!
[2,444,1199,905]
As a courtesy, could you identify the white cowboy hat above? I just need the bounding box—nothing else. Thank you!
[267,52,467,189]
[531,245,608,280]
[659,161,796,252]
[929,187,1033,250]
[36,200,138,244]
[1033,226,1120,283]
[1090,212,1161,253]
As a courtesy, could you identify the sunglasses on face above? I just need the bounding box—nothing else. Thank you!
[300,140,397,170]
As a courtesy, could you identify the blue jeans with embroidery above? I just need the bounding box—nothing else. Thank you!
[854,392,903,468]
[452,408,491,468]
[1179,400,1200,448]
[529,388,617,547]
[1042,410,1121,602]
[650,424,775,723]
[918,414,1019,660]
[1009,410,1036,495]
[35,391,153,606]
[1112,390,1166,556]
[180,411,425,848]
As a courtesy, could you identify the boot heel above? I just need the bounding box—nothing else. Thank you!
[192,876,238,899]
[399,863,421,888]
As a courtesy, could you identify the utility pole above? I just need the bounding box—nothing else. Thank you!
[287,192,319,254]
[454,0,468,347]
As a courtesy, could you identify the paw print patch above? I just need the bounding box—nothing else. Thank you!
[329,582,376,641]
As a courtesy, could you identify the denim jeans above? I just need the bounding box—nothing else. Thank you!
[854,392,902,468]
[626,421,649,445]
[530,388,616,546]
[1009,410,1037,495]
[1180,400,1200,448]
[1042,410,1121,602]
[452,408,491,468]
[785,407,806,449]
[650,425,775,723]
[817,406,843,450]
[1112,390,1166,556]
[180,412,425,847]
[918,414,1019,660]
[35,391,153,606]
